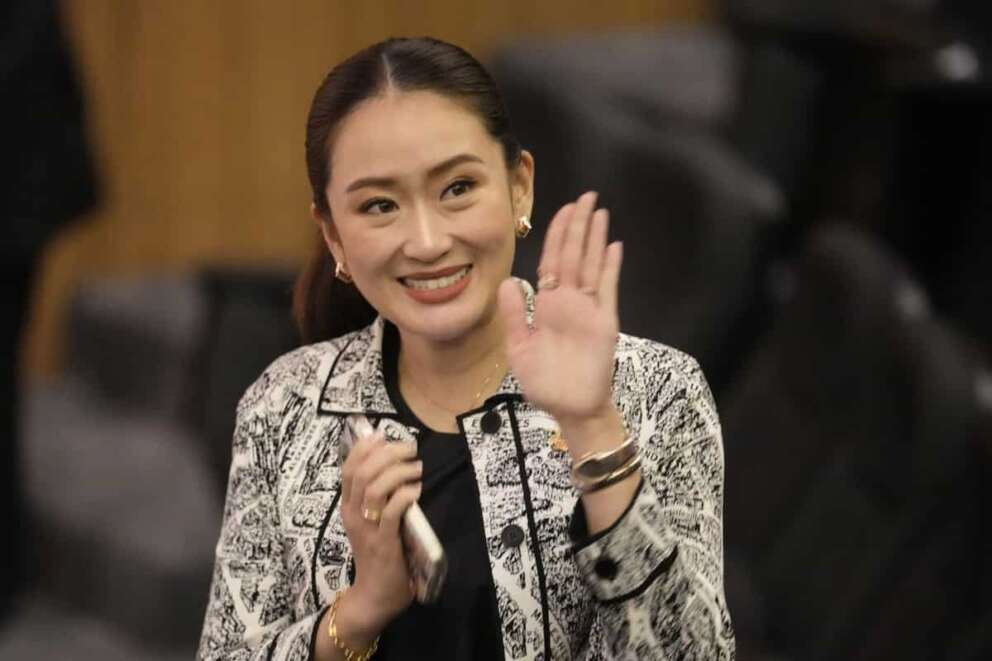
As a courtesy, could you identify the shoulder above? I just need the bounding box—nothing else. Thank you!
[615,332,708,391]
[236,328,365,419]
[613,332,720,431]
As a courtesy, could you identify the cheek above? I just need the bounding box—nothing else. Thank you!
[463,197,515,249]
[335,228,391,281]
[464,221,514,276]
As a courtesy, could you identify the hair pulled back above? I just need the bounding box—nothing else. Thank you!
[293,37,522,343]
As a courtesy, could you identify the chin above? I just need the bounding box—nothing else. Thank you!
[399,308,484,344]
[390,292,494,345]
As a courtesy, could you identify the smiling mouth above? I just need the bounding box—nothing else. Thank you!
[400,265,472,291]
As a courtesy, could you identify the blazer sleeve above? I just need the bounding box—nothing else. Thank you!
[570,355,736,660]
[196,373,328,661]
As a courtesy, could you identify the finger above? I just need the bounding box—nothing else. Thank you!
[536,202,575,283]
[349,440,417,508]
[363,459,423,513]
[497,278,530,348]
[580,208,609,292]
[559,191,598,288]
[379,483,423,535]
[341,431,384,503]
[598,241,623,314]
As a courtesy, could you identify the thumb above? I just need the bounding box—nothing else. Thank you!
[497,278,530,349]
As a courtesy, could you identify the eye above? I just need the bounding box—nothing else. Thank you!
[441,178,475,200]
[359,198,397,215]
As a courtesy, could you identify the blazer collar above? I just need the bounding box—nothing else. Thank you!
[318,277,535,417]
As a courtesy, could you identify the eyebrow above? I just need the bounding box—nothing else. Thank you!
[344,153,485,194]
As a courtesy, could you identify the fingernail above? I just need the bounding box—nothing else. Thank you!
[416,461,424,471]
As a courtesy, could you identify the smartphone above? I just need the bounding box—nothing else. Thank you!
[339,414,448,604]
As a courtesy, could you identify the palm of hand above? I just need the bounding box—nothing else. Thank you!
[506,287,617,419]
[498,192,623,423]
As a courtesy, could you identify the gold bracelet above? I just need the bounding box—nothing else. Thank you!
[570,436,637,483]
[571,453,642,493]
[327,589,380,661]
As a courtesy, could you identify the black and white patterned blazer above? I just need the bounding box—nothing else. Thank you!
[197,280,735,660]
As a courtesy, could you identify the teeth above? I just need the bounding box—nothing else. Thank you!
[403,266,470,291]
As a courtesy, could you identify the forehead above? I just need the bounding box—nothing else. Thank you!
[329,90,500,187]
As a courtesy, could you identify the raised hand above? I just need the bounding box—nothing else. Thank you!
[498,191,624,455]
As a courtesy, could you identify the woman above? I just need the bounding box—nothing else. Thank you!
[198,37,734,660]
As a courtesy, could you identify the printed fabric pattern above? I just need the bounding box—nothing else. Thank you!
[196,280,735,660]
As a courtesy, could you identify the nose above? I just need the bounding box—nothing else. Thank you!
[402,203,452,263]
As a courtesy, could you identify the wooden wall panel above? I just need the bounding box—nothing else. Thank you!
[26,0,712,377]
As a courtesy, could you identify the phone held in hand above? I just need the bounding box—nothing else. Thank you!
[340,414,448,604]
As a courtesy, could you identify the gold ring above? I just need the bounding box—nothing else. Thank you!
[362,507,382,524]
[537,274,560,290]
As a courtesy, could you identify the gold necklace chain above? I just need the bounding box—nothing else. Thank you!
[400,359,506,416]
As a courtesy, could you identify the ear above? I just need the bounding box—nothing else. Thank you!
[310,202,347,267]
[510,149,535,220]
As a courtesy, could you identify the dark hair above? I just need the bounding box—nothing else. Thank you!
[293,36,522,343]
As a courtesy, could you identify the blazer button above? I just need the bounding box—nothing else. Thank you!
[594,556,619,580]
[480,409,501,434]
[501,523,525,548]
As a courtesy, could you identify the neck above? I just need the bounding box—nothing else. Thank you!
[396,310,507,406]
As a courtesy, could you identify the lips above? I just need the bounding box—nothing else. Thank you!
[403,264,467,279]
[400,265,471,290]
[399,265,473,304]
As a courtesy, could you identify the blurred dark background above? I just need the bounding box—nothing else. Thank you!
[2,0,989,659]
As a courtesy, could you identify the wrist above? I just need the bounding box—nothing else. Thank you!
[332,587,384,650]
[557,405,626,458]
[580,467,642,534]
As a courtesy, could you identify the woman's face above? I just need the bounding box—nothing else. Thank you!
[318,90,533,343]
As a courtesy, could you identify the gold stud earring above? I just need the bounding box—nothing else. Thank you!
[334,262,353,283]
[515,215,532,238]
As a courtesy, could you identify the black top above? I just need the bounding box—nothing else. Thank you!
[374,322,505,660]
